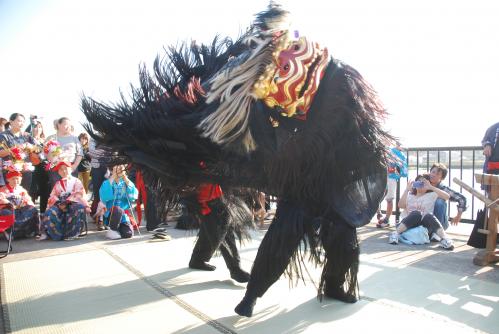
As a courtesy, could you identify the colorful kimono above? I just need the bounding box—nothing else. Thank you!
[0,185,39,238]
[42,176,89,240]
[99,178,138,238]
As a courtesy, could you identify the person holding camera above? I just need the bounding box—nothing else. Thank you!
[99,164,138,239]
[38,160,90,240]
[388,174,454,250]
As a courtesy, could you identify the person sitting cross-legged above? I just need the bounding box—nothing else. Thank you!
[388,174,454,250]
[39,160,90,240]
[0,170,40,239]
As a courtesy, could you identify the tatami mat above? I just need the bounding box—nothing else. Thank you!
[1,229,497,333]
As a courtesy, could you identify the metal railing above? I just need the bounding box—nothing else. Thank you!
[390,146,485,224]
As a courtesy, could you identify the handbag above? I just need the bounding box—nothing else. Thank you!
[467,209,487,248]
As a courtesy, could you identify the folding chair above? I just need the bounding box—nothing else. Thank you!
[0,205,15,259]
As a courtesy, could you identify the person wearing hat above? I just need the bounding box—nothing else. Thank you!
[0,170,40,238]
[38,160,90,240]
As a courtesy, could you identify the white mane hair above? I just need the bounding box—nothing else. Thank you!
[198,5,290,152]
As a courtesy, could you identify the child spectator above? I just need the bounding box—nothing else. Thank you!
[0,170,40,238]
[77,133,91,192]
[38,161,89,240]
[377,141,407,227]
[99,165,138,239]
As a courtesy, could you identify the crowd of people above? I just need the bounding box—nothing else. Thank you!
[0,113,151,243]
[376,129,499,250]
[0,112,272,245]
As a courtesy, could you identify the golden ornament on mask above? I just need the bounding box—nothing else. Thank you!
[269,116,279,128]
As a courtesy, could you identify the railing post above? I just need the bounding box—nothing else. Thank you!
[395,179,400,223]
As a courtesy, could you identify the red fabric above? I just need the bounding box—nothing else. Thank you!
[6,171,22,179]
[52,161,72,171]
[488,161,499,170]
[58,179,67,192]
[125,209,139,230]
[0,211,14,232]
[109,206,138,230]
[6,185,14,193]
[197,183,222,215]
[135,170,146,225]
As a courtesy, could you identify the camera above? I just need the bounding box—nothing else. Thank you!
[413,181,425,189]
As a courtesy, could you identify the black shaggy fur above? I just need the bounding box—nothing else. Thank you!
[83,4,392,318]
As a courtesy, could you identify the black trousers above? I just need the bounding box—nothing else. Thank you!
[145,186,161,231]
[244,200,359,299]
[90,166,107,216]
[190,198,241,272]
[29,164,49,213]
[20,171,32,194]
[108,206,133,239]
[401,211,442,236]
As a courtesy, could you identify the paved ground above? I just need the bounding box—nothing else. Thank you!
[1,217,498,334]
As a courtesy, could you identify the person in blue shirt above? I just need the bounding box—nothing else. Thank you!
[377,141,407,227]
[99,165,138,239]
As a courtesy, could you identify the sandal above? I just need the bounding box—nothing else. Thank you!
[376,218,389,228]
[152,231,171,241]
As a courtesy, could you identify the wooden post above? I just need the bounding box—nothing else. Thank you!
[456,174,499,266]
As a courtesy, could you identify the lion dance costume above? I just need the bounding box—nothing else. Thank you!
[83,4,392,317]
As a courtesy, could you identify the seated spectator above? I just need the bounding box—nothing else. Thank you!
[429,163,467,230]
[38,161,89,240]
[99,165,138,239]
[388,174,454,250]
[0,170,40,238]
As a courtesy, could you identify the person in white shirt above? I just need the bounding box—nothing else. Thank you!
[388,174,454,250]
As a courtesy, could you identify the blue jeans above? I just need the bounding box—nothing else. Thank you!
[433,198,448,230]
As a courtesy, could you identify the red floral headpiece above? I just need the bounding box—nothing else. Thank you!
[51,160,72,172]
[6,170,22,179]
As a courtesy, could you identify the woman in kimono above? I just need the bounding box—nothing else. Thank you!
[39,161,90,240]
[0,170,40,238]
[99,165,138,239]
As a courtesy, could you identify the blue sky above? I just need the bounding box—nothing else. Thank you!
[0,0,497,147]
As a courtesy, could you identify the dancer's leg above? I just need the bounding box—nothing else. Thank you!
[321,218,359,303]
[235,200,306,317]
